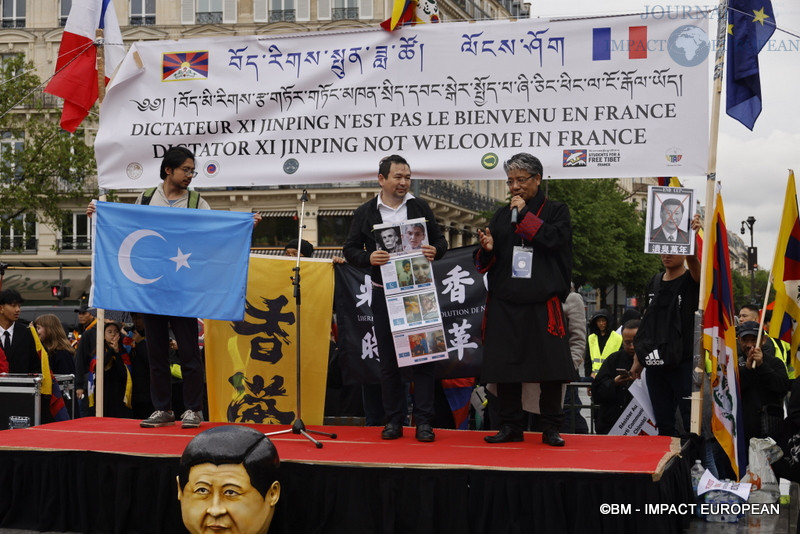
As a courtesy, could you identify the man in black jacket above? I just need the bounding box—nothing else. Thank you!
[343,154,447,443]
[737,321,790,444]
[0,289,40,375]
[592,320,639,434]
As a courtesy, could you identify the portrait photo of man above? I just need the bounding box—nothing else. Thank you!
[649,196,690,245]
[375,226,403,253]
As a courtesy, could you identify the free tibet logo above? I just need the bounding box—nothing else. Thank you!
[563,150,587,167]
[481,153,499,169]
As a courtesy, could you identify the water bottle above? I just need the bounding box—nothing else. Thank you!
[690,459,705,494]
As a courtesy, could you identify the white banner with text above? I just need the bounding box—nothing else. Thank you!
[96,11,711,188]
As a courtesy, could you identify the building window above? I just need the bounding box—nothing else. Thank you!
[2,0,24,28]
[197,0,222,23]
[252,214,298,248]
[0,130,24,180]
[317,212,353,246]
[60,212,92,252]
[0,213,36,252]
[269,0,295,21]
[332,0,357,20]
[130,0,155,25]
[60,0,71,26]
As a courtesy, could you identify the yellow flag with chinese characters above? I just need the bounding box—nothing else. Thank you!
[205,256,334,425]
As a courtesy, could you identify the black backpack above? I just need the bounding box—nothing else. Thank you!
[634,273,686,368]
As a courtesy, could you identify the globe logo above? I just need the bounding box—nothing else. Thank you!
[667,25,710,67]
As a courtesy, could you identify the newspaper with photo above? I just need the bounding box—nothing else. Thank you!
[374,218,448,367]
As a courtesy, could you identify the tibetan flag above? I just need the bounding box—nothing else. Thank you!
[592,26,647,61]
[702,189,746,479]
[768,171,800,378]
[204,256,334,424]
[30,324,70,421]
[726,0,775,129]
[381,0,440,31]
[441,377,475,430]
[91,201,253,321]
[44,0,125,132]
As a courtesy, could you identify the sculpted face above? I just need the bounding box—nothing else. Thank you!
[177,463,280,534]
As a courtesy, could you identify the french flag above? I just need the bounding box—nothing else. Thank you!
[593,26,648,61]
[44,0,125,133]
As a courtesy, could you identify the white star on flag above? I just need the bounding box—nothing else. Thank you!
[170,248,192,271]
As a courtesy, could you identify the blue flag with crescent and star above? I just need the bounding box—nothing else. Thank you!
[91,201,253,321]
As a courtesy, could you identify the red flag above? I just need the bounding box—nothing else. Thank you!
[44,0,125,132]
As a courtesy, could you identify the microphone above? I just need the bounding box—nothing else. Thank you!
[510,207,518,225]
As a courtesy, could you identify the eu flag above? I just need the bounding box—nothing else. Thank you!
[726,0,776,129]
[91,201,253,321]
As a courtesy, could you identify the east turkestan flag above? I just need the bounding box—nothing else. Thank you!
[91,201,253,321]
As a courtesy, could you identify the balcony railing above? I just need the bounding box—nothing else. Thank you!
[196,12,222,24]
[415,180,498,213]
[332,7,359,20]
[130,15,156,26]
[1,18,25,29]
[58,237,91,253]
[0,236,37,253]
[269,9,296,22]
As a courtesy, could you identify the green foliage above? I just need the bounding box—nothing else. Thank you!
[732,268,771,310]
[0,55,96,249]
[544,178,662,299]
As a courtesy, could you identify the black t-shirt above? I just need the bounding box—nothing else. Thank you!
[646,270,700,360]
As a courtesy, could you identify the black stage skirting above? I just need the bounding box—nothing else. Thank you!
[0,449,692,534]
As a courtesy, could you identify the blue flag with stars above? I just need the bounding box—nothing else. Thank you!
[726,0,776,130]
[91,201,253,321]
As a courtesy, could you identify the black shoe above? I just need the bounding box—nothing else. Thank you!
[484,425,524,443]
[542,429,565,447]
[415,424,435,442]
[381,423,403,440]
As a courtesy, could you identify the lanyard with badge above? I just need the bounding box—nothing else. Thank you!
[511,199,546,279]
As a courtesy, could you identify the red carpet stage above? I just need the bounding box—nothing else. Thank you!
[0,418,693,533]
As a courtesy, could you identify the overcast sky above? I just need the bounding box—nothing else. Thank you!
[531,0,800,267]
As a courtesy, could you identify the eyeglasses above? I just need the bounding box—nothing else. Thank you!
[179,166,198,178]
[506,175,535,187]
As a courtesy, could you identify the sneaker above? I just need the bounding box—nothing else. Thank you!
[140,410,175,428]
[181,410,204,429]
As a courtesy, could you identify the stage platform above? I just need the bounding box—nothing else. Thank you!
[0,418,693,533]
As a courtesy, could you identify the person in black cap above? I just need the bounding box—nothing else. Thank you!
[283,239,314,258]
[736,320,790,445]
[74,302,96,337]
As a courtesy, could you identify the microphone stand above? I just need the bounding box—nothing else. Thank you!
[265,190,337,448]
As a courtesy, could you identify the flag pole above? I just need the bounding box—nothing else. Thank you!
[693,1,728,435]
[95,27,106,417]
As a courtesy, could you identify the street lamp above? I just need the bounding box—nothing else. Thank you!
[740,216,757,303]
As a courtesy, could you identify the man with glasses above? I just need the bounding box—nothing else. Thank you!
[476,153,575,447]
[343,154,448,443]
[87,147,232,429]
[132,147,211,429]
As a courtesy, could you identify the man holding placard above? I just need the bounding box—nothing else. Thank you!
[343,155,447,442]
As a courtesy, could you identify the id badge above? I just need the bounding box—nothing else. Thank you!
[511,246,533,279]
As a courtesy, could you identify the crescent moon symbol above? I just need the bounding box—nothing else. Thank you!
[118,229,166,285]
